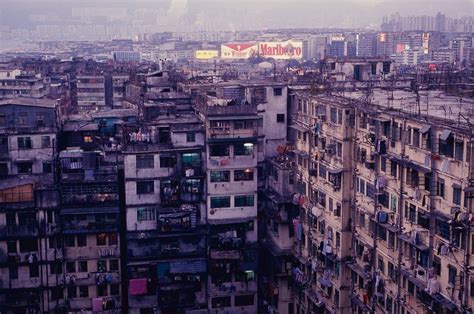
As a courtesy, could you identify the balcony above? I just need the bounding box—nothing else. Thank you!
[210,281,257,295]
[61,170,117,183]
[198,102,258,117]
[62,221,118,234]
[0,224,38,237]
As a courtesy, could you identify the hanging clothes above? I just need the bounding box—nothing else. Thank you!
[92,297,103,311]
[129,278,148,295]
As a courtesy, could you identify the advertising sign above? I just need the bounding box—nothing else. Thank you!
[195,50,219,60]
[221,43,258,59]
[258,40,303,59]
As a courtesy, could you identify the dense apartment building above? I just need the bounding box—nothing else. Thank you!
[0,97,59,314]
[57,147,122,313]
[192,81,288,314]
[285,89,474,314]
[123,101,208,314]
[76,74,106,113]
[0,69,47,100]
[111,74,129,109]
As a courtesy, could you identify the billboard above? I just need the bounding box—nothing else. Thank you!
[195,50,219,60]
[258,40,303,59]
[221,43,258,59]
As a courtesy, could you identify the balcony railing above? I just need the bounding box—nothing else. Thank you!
[0,224,38,237]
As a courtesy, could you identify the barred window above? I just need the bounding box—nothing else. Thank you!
[137,207,156,222]
[235,195,254,207]
[136,155,154,169]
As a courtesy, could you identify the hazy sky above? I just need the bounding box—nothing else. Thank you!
[1,0,473,30]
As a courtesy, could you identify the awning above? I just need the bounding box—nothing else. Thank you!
[379,222,398,233]
[420,124,431,134]
[398,233,429,251]
[208,217,254,225]
[61,207,119,214]
[328,168,343,174]
[351,294,371,312]
[289,124,307,132]
[208,137,257,144]
[406,160,431,173]
[210,250,240,260]
[399,267,427,289]
[347,262,371,279]
[59,150,83,158]
[169,259,206,274]
[440,129,452,141]
[431,293,458,310]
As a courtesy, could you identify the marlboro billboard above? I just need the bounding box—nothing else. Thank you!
[258,40,303,59]
[221,43,258,59]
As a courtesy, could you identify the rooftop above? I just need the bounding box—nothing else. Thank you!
[0,97,56,109]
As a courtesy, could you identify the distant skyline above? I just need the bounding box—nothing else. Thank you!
[1,0,473,32]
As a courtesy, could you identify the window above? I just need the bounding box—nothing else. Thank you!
[51,287,64,301]
[378,257,385,274]
[210,144,229,157]
[67,286,77,299]
[0,114,5,125]
[137,207,156,221]
[433,256,441,276]
[110,284,120,296]
[273,87,283,96]
[108,233,118,245]
[36,112,45,126]
[97,260,107,272]
[109,259,119,271]
[388,262,395,279]
[17,137,32,149]
[448,265,457,285]
[29,264,39,278]
[454,141,464,161]
[17,161,32,174]
[330,107,338,123]
[210,170,230,182]
[9,265,18,279]
[79,286,89,298]
[137,181,154,194]
[77,234,86,247]
[50,262,62,275]
[97,233,107,246]
[453,186,462,206]
[358,212,366,228]
[39,136,51,148]
[412,128,420,147]
[78,261,88,272]
[234,169,254,181]
[212,296,231,308]
[19,239,38,252]
[235,195,254,207]
[159,155,176,168]
[136,155,154,169]
[64,235,75,247]
[186,132,196,142]
[234,143,254,156]
[42,161,52,173]
[436,219,450,240]
[66,262,76,273]
[277,113,285,123]
[437,179,445,198]
[7,241,17,254]
[18,112,28,125]
[235,294,255,306]
[210,196,230,208]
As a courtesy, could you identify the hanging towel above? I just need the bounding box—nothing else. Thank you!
[129,278,148,295]
[92,297,103,312]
